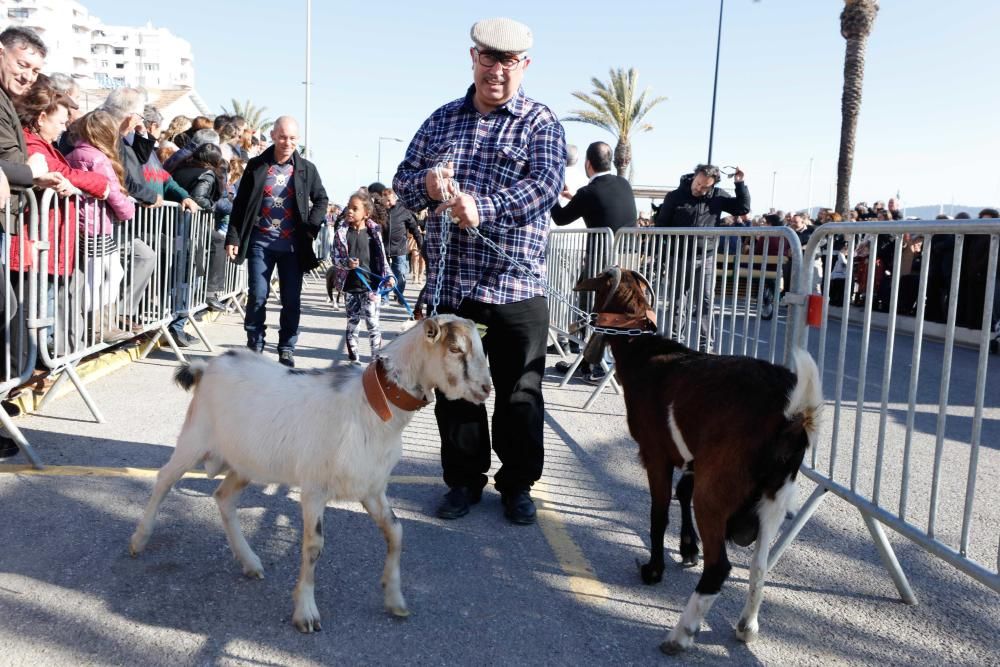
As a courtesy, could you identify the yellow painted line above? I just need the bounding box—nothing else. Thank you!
[0,464,609,605]
[0,464,208,479]
[534,481,609,605]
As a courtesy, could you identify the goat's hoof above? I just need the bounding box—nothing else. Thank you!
[735,618,759,643]
[679,552,700,568]
[637,558,664,585]
[128,534,146,557]
[388,605,410,618]
[244,567,264,580]
[659,640,686,656]
[293,612,322,633]
[293,618,322,633]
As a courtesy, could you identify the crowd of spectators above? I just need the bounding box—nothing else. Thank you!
[0,26,275,353]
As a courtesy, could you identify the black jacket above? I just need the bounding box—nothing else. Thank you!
[654,174,750,229]
[550,173,638,233]
[0,86,33,196]
[383,202,422,256]
[225,146,329,272]
[172,165,222,210]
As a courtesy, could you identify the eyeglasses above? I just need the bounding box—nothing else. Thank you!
[720,166,738,179]
[475,49,526,70]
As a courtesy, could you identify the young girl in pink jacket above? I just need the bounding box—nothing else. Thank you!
[64,110,135,342]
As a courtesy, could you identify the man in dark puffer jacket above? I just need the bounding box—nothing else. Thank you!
[654,164,751,350]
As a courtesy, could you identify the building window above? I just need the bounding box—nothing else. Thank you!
[113,47,124,55]
[144,63,159,71]
[115,63,124,69]
[135,49,142,56]
[8,9,31,18]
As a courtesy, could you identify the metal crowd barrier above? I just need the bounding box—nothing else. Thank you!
[0,188,42,466]
[546,228,615,350]
[545,227,805,408]
[768,220,1000,599]
[0,187,247,468]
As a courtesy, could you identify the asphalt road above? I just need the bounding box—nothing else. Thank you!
[0,277,997,666]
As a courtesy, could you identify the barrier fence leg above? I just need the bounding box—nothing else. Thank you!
[35,370,71,414]
[0,412,42,469]
[232,295,246,318]
[582,362,618,411]
[860,510,918,605]
[186,316,215,353]
[61,364,105,423]
[767,484,828,571]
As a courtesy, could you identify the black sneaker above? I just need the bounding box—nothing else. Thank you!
[170,331,193,348]
[582,369,607,385]
[501,489,537,525]
[555,360,591,375]
[206,296,228,312]
[436,486,482,520]
[0,435,19,460]
[278,350,295,368]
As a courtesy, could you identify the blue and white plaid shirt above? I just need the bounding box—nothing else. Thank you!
[393,85,566,309]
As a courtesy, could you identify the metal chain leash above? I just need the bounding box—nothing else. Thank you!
[430,161,651,337]
[464,226,651,337]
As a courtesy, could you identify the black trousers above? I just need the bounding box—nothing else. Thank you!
[434,296,548,495]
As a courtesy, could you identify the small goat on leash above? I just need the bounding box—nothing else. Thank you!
[129,315,491,632]
[575,268,823,655]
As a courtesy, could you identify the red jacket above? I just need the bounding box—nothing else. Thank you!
[9,129,110,275]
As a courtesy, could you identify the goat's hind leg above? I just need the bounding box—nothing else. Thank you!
[214,471,263,578]
[362,492,408,617]
[292,489,328,633]
[129,439,205,556]
[676,469,700,566]
[736,480,795,643]
[661,517,731,655]
[639,464,672,584]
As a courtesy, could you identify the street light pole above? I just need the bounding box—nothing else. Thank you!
[377,136,404,184]
[304,0,312,158]
[707,0,725,164]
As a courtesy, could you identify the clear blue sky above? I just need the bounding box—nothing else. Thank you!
[83,0,1000,212]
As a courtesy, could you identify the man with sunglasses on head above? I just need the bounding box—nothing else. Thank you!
[654,164,751,351]
[394,17,566,526]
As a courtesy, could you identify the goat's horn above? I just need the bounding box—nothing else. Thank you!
[599,266,623,311]
[633,271,656,307]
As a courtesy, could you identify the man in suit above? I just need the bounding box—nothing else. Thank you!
[550,141,637,382]
[225,116,329,368]
[550,141,636,232]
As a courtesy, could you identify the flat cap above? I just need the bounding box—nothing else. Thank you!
[470,17,533,54]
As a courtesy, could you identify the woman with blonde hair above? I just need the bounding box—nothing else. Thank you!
[65,109,135,343]
[161,115,192,150]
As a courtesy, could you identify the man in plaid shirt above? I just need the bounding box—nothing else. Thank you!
[394,17,566,525]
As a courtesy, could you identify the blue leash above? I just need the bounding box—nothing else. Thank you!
[352,267,414,318]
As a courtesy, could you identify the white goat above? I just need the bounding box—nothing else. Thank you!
[129,315,492,632]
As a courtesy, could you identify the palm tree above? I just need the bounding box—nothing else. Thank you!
[220,98,274,133]
[835,0,879,217]
[563,68,666,179]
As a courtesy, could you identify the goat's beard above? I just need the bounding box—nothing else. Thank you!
[583,333,607,366]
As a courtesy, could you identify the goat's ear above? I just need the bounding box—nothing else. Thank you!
[422,317,443,342]
[574,275,601,292]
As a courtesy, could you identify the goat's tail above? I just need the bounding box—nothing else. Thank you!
[784,348,823,449]
[174,361,207,392]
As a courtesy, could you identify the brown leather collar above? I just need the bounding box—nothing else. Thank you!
[594,309,658,332]
[362,359,430,422]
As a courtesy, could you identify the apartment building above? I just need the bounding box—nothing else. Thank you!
[2,0,196,90]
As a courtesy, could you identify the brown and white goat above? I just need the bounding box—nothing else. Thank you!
[129,315,492,633]
[575,268,822,654]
